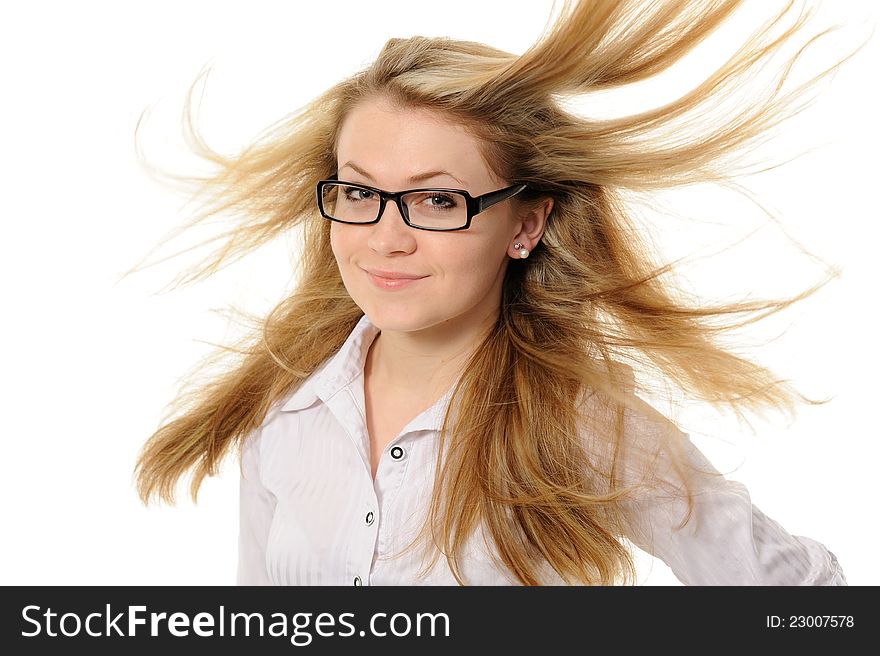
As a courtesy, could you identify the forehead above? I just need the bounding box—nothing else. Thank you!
[336,98,497,189]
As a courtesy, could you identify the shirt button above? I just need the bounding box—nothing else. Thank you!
[390,445,405,460]
[365,511,374,525]
[353,576,362,586]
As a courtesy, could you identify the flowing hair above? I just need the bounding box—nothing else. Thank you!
[130,0,868,584]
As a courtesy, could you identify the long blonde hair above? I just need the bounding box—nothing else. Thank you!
[131,0,866,585]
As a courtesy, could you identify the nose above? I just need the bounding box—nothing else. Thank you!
[376,195,407,226]
[367,196,417,254]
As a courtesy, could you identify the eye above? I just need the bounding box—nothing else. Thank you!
[426,193,457,209]
[342,186,375,201]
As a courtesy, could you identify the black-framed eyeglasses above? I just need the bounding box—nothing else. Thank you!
[316,173,529,231]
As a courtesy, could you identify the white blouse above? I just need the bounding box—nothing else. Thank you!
[237,314,847,586]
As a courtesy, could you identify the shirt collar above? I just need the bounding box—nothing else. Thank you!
[279,314,458,433]
[279,313,377,413]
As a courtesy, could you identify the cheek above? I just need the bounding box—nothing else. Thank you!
[329,223,354,264]
[329,222,341,254]
[441,245,504,291]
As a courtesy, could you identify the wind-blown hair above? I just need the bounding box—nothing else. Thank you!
[131,0,866,585]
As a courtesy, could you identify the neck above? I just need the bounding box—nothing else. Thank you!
[365,309,497,401]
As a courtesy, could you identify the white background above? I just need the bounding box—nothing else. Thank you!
[1,1,876,585]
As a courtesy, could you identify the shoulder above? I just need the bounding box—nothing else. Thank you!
[240,390,295,469]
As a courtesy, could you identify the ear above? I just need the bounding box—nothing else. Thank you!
[509,197,554,257]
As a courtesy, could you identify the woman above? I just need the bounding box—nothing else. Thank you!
[133,0,861,585]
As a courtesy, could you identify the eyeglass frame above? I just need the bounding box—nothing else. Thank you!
[316,173,529,232]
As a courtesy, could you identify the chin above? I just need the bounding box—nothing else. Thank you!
[362,309,422,331]
[362,304,446,332]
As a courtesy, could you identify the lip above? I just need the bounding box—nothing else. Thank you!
[361,267,427,280]
[362,268,427,290]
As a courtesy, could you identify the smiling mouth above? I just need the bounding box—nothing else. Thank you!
[364,270,426,289]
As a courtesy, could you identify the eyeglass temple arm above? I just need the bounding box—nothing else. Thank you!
[477,184,528,213]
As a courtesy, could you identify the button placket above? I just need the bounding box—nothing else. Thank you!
[373,439,413,558]
[356,505,377,585]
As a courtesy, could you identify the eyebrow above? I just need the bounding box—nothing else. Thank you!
[340,161,467,187]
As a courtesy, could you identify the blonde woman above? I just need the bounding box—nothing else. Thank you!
[133,0,862,585]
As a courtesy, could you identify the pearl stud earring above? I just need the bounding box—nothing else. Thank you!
[513,242,529,259]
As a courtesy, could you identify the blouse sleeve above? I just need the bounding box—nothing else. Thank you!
[236,427,277,585]
[611,402,847,585]
[620,433,847,585]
